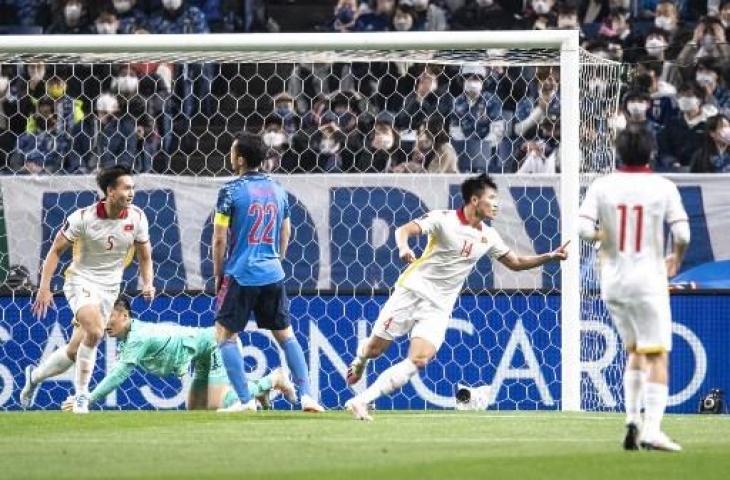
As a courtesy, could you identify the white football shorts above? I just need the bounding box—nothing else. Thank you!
[605,294,673,353]
[372,286,450,350]
[63,278,119,327]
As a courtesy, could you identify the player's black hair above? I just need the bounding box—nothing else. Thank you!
[113,295,132,314]
[461,173,498,204]
[233,131,266,170]
[96,165,132,196]
[616,128,653,166]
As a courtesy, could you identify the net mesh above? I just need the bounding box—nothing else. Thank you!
[0,45,622,411]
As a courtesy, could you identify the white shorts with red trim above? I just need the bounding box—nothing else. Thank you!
[63,278,119,327]
[604,294,672,354]
[372,286,450,350]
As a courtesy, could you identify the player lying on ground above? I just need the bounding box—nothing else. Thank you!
[344,173,569,421]
[58,296,296,411]
[578,128,690,452]
[25,166,154,414]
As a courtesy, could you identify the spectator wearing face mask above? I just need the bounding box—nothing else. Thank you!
[652,0,681,36]
[260,116,292,173]
[450,0,514,31]
[391,115,458,173]
[356,113,405,172]
[449,65,502,173]
[676,16,730,79]
[658,83,708,171]
[69,92,137,173]
[693,59,730,116]
[38,76,84,137]
[94,11,120,34]
[520,0,558,30]
[271,93,300,137]
[597,7,640,62]
[633,59,678,126]
[309,123,349,172]
[331,0,359,32]
[618,90,661,166]
[691,113,730,172]
[11,97,71,174]
[353,0,395,31]
[47,0,93,34]
[400,0,448,31]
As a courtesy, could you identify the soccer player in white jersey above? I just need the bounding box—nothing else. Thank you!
[22,166,155,414]
[344,173,569,421]
[578,129,690,452]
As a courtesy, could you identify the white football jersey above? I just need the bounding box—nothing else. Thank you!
[62,202,150,288]
[397,209,510,309]
[579,167,688,299]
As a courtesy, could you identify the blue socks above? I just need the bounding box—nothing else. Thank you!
[218,339,251,403]
[281,337,311,397]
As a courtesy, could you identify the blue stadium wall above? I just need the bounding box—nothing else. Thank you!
[1,293,727,413]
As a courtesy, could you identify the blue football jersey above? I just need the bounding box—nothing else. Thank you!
[214,172,290,286]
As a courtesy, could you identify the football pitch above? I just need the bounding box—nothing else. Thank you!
[2,411,729,480]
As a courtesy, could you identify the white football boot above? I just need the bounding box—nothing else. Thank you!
[20,365,39,409]
[217,398,257,413]
[641,431,682,452]
[344,397,373,421]
[73,393,90,414]
[301,395,325,413]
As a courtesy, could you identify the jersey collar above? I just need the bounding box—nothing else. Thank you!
[457,207,483,231]
[618,164,653,173]
[96,200,129,219]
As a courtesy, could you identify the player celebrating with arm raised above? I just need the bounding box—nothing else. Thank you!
[22,165,154,413]
[212,132,323,413]
[578,129,690,452]
[345,173,569,421]
[61,297,296,411]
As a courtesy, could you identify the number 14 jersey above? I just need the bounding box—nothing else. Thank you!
[397,209,510,310]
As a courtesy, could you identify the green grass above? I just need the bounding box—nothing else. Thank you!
[1,411,729,480]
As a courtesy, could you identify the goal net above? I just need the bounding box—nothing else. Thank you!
[0,32,622,411]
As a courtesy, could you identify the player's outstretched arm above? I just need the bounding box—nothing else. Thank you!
[136,241,155,300]
[395,221,422,264]
[32,232,71,319]
[499,241,570,271]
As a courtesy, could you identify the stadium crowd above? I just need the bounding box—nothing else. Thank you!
[0,0,729,174]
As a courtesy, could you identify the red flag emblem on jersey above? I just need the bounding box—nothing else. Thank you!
[124,224,134,231]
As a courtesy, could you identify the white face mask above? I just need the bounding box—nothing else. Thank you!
[464,79,482,95]
[645,37,666,57]
[532,0,551,15]
[374,133,394,150]
[65,4,82,23]
[114,0,133,13]
[393,16,413,31]
[0,76,9,94]
[162,0,182,11]
[95,93,119,115]
[476,0,494,7]
[654,16,674,31]
[677,96,700,112]
[263,130,286,148]
[96,22,119,34]
[626,101,648,117]
[696,72,717,88]
[116,75,139,94]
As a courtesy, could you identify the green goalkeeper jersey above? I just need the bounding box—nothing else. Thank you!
[90,320,216,404]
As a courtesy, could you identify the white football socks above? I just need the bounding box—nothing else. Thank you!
[31,347,74,384]
[623,369,646,426]
[643,382,669,438]
[74,344,98,395]
[359,358,418,404]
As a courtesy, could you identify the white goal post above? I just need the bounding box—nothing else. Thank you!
[0,30,618,412]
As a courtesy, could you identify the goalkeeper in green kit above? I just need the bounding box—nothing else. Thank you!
[63,297,296,411]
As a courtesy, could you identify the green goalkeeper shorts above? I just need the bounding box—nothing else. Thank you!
[190,328,230,387]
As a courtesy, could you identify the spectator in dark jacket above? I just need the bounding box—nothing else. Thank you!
[658,83,708,171]
[11,97,71,174]
[691,114,730,172]
[47,0,93,34]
